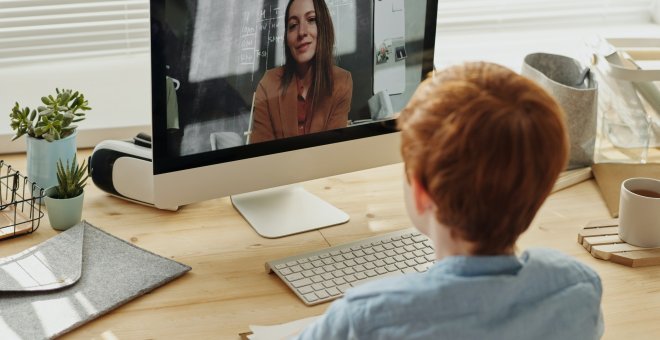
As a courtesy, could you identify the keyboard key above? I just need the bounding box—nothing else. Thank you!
[355,272,367,280]
[355,257,367,264]
[415,257,426,264]
[338,284,351,293]
[340,248,351,254]
[393,240,404,247]
[334,262,347,270]
[299,285,313,294]
[311,275,323,283]
[292,278,312,288]
[344,253,355,260]
[322,273,334,281]
[285,273,304,281]
[425,254,435,262]
[363,248,375,254]
[333,277,347,285]
[353,250,366,257]
[333,270,344,278]
[275,263,287,270]
[414,243,426,250]
[280,268,293,276]
[395,262,407,270]
[345,274,357,282]
[304,293,318,302]
[404,245,416,252]
[375,267,388,275]
[423,248,434,255]
[382,243,394,250]
[413,250,425,257]
[404,253,415,260]
[330,250,341,256]
[344,259,357,267]
[327,287,341,296]
[385,265,398,272]
[365,255,377,262]
[302,270,314,278]
[298,258,309,264]
[374,259,386,267]
[394,255,405,262]
[301,263,314,270]
[312,267,325,275]
[405,259,417,267]
[312,260,324,267]
[323,281,335,288]
[402,238,413,245]
[351,271,403,287]
[290,265,303,273]
[384,257,395,265]
[375,252,387,259]
[312,283,324,291]
[350,246,362,251]
[323,264,336,272]
[353,264,366,272]
[373,245,385,252]
[332,255,345,262]
[309,255,320,261]
[394,248,407,255]
[413,235,426,242]
[402,268,416,274]
[286,261,298,267]
[365,269,377,277]
[384,249,396,257]
[363,262,375,270]
[323,258,335,265]
[343,268,356,275]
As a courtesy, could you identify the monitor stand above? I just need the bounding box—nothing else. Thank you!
[230,185,350,238]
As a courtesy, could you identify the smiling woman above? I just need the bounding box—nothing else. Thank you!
[249,0,353,143]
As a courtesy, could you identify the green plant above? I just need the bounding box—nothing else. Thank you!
[9,88,91,142]
[53,156,89,199]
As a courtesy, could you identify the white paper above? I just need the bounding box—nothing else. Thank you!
[248,315,321,340]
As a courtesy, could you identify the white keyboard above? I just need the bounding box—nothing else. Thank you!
[266,229,435,305]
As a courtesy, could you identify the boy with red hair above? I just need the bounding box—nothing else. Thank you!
[295,62,603,339]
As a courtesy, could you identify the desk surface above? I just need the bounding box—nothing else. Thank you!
[0,151,658,339]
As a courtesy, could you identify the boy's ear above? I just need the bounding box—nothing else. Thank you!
[410,176,434,215]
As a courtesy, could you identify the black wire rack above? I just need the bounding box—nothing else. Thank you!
[0,160,45,240]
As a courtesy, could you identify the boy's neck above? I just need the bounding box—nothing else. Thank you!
[428,221,514,260]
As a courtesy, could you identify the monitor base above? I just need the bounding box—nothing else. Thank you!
[231,185,350,238]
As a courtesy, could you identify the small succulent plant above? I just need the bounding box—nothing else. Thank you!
[9,88,91,142]
[53,156,89,199]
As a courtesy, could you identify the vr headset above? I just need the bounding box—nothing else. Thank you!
[89,133,177,211]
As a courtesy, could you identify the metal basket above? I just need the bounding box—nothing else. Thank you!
[0,160,45,240]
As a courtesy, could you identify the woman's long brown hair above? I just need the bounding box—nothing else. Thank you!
[281,0,335,109]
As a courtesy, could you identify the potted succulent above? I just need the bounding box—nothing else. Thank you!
[44,156,89,231]
[9,88,91,194]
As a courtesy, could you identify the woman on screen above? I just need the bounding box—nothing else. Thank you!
[250,0,353,144]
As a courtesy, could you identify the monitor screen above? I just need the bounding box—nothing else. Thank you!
[150,0,437,229]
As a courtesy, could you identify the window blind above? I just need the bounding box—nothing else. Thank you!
[0,0,150,66]
[437,0,655,32]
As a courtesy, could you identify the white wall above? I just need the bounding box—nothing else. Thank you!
[0,54,151,153]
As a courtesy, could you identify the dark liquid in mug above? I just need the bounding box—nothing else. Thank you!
[631,189,660,198]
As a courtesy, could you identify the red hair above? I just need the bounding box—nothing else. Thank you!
[398,62,569,255]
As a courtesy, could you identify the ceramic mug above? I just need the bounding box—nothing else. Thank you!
[618,177,660,248]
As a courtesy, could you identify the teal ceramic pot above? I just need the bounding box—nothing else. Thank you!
[44,186,84,231]
[26,132,77,195]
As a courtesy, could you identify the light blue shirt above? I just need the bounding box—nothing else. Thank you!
[294,248,603,339]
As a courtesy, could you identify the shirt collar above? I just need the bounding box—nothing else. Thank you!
[429,253,524,277]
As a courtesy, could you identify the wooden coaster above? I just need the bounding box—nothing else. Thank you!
[578,219,660,267]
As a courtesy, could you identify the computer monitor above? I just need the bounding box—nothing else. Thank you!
[150,0,437,237]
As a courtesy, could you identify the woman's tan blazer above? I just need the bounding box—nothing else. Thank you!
[250,66,353,143]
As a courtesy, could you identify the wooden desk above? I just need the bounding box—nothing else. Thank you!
[1,151,658,339]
